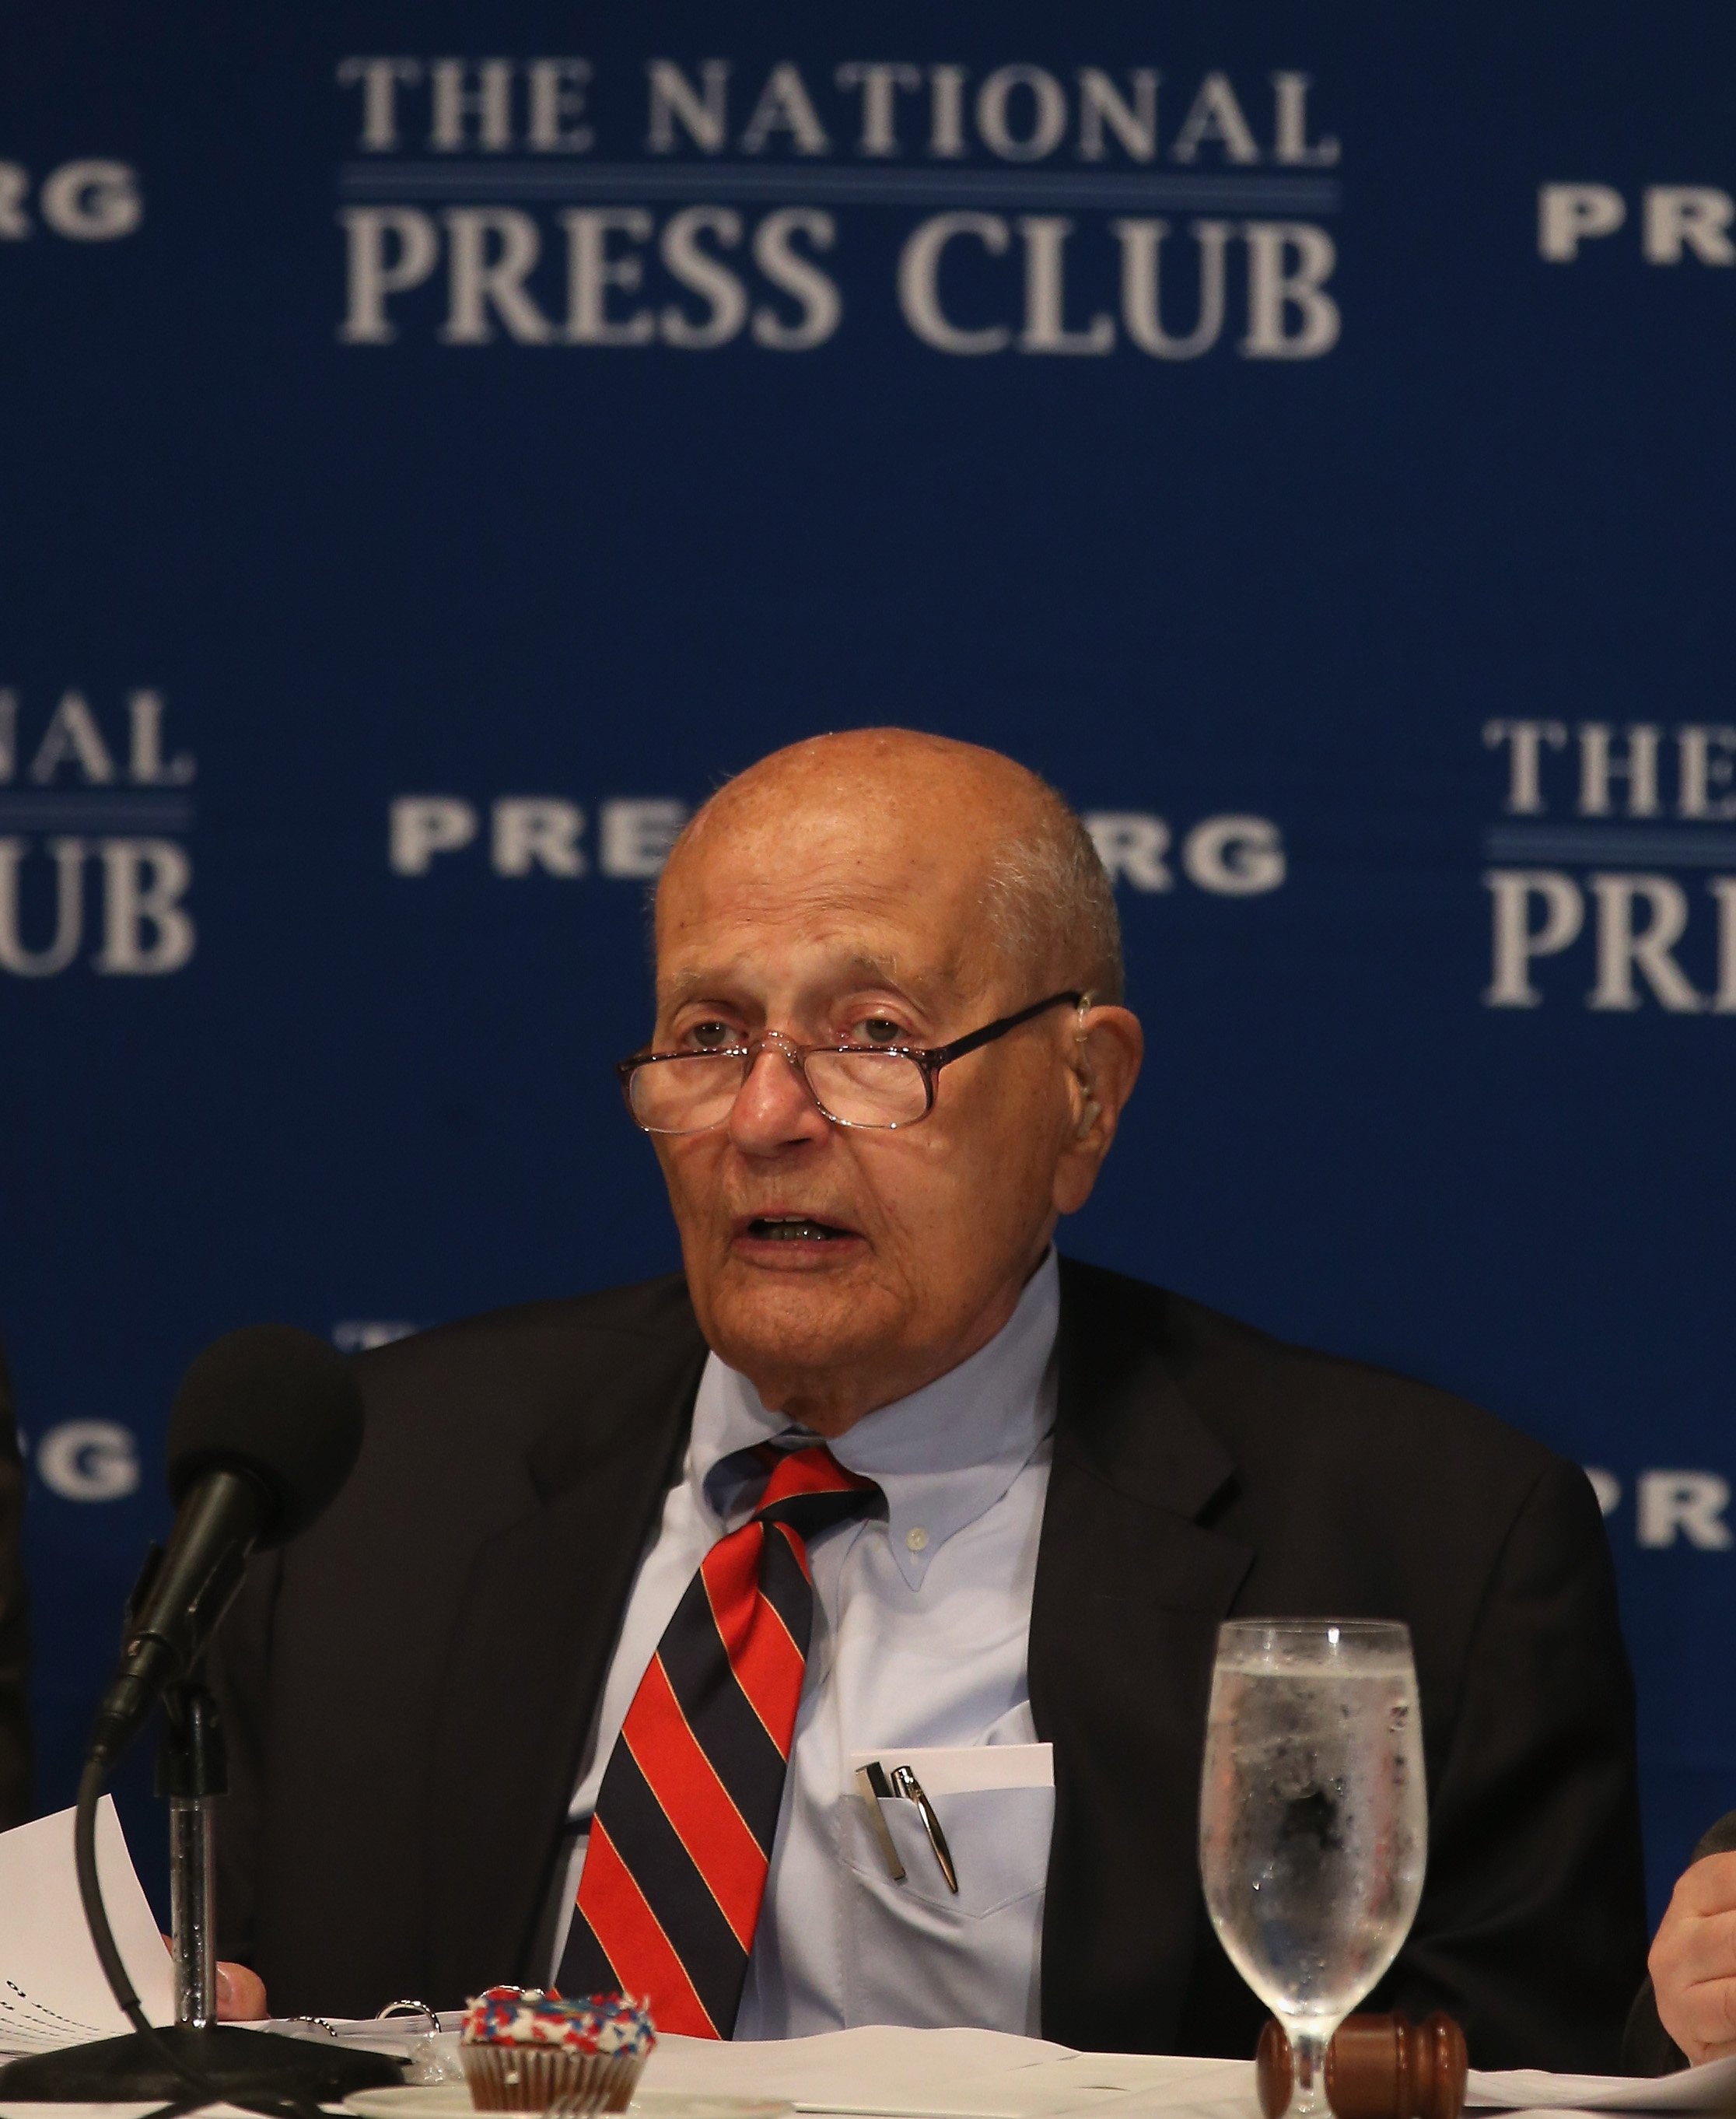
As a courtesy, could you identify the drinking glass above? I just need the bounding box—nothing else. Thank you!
[1199,1620,1426,2117]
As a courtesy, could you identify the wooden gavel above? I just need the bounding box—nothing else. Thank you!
[1257,2013,1468,2119]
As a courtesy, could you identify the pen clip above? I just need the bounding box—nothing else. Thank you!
[855,1761,907,1883]
[890,1763,959,1893]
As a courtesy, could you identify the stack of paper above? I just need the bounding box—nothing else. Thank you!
[1465,2059,1736,2112]
[0,1800,173,2056]
[642,2029,1257,2119]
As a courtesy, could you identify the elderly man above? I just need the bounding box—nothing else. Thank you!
[210,730,1646,2067]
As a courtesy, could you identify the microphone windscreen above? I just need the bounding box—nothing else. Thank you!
[166,1323,365,1545]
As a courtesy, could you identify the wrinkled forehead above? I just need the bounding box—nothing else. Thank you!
[654,794,1005,1004]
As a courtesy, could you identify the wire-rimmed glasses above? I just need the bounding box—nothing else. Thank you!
[617,990,1087,1136]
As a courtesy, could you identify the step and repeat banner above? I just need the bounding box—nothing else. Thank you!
[1,4,1731,1919]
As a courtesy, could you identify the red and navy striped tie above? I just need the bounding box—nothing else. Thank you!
[557,1443,880,2037]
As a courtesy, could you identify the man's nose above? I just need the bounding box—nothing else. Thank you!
[728,1042,829,1153]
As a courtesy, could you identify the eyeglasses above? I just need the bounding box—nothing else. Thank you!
[617,990,1087,1136]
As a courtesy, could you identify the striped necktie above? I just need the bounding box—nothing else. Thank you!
[557,1441,880,2037]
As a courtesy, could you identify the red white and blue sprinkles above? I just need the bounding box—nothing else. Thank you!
[460,1988,655,2058]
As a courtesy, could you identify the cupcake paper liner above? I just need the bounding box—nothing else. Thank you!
[459,2042,646,2114]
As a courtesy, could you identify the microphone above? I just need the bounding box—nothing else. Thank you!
[0,1322,394,2108]
[90,1323,364,1767]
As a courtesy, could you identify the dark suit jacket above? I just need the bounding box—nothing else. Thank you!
[0,1337,30,1830]
[1622,1811,1736,2072]
[208,1260,1647,2069]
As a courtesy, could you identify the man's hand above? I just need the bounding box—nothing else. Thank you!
[217,1961,269,2020]
[159,1935,268,2022]
[1652,1851,1736,2064]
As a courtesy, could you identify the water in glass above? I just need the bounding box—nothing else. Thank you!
[1199,1620,1426,2117]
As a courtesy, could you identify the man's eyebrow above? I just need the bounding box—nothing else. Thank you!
[837,951,982,1010]
[839,953,919,994]
[656,953,962,1012]
[657,968,716,1010]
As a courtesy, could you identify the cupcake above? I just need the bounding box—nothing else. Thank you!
[459,1988,655,2114]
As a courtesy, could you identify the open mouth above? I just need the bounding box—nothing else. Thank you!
[744,1216,856,1243]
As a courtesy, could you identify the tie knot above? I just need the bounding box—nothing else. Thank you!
[752,1441,880,1537]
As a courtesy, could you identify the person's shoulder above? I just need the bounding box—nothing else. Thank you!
[348,1273,703,1446]
[362,1273,698,1362]
[1057,1252,1563,1498]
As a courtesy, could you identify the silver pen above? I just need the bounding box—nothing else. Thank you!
[890,1763,959,1893]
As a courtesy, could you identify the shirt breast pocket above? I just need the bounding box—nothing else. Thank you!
[841,1745,1054,2033]
[844,1745,1055,1919]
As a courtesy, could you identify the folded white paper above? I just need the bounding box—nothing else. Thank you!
[642,2027,1251,2118]
[848,1747,1055,1795]
[1466,2056,1736,2112]
[0,1799,174,2055]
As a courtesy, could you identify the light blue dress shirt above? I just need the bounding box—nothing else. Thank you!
[552,1251,1060,2038]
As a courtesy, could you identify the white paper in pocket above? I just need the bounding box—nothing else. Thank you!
[848,1743,1054,1794]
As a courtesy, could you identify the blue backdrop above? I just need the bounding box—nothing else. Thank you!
[2,3,1731,1930]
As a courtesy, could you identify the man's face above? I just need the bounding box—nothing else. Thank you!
[646,769,1100,1429]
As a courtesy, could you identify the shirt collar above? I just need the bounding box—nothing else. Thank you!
[688,1249,1059,1587]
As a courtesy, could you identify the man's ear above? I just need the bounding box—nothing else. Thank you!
[1053,1005,1143,1214]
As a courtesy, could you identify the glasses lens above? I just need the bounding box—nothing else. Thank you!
[628,1052,744,1134]
[805,1049,929,1127]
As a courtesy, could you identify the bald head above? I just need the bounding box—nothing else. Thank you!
[639,727,1143,1431]
[660,729,1123,1004]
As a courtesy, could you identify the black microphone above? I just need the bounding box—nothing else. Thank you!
[0,1323,390,2108]
[90,1323,364,1767]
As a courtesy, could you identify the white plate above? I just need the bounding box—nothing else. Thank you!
[345,2086,793,2119]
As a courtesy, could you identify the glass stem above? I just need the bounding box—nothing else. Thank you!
[1287,2027,1332,2117]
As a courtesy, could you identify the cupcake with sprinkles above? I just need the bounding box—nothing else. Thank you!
[459,1987,655,2113]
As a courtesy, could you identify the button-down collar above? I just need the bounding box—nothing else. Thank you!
[689,1250,1059,1588]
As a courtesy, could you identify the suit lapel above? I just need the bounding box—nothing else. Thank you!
[1032,1261,1254,2053]
[422,1315,708,2004]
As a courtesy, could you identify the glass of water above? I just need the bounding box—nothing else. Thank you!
[1199,1620,1426,2117]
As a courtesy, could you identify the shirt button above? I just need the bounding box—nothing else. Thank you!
[905,1526,929,1553]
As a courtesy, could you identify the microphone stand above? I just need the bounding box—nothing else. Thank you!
[0,1679,401,2103]
[163,1683,222,2031]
